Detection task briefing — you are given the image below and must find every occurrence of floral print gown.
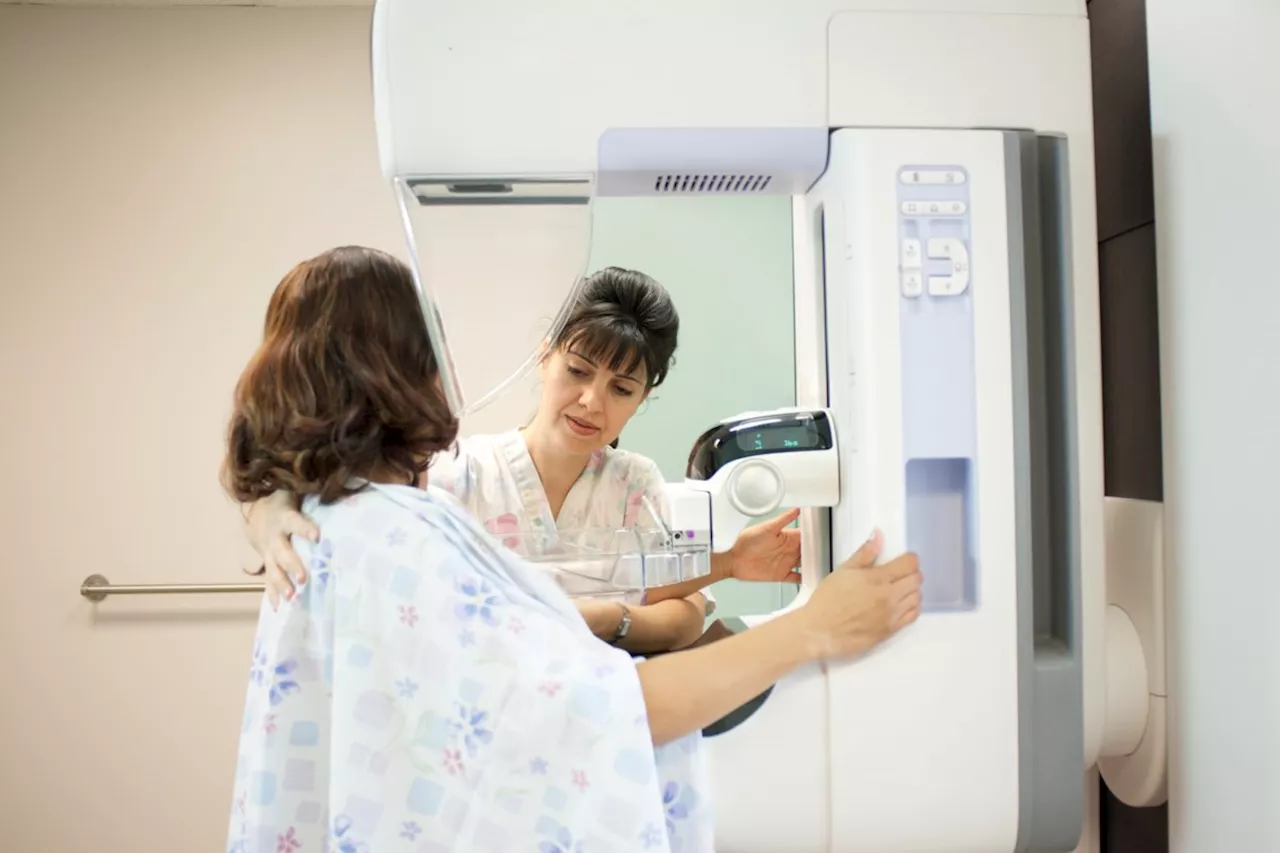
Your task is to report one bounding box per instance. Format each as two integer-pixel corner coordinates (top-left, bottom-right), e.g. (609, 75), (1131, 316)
(226, 483), (714, 852)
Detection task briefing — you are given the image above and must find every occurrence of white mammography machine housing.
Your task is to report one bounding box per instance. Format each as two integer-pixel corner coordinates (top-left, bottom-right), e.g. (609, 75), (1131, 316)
(371, 2), (1169, 850)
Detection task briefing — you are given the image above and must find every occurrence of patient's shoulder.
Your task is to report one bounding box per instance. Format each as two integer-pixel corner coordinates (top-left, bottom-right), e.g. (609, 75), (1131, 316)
(296, 484), (576, 618)
(295, 485), (483, 579)
(302, 483), (468, 537)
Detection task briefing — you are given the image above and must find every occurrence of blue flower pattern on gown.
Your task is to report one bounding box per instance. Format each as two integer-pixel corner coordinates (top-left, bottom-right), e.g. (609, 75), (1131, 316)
(225, 483), (714, 852)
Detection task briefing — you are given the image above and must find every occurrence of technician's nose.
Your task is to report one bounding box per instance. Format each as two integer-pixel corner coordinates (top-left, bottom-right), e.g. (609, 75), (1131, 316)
(579, 383), (605, 413)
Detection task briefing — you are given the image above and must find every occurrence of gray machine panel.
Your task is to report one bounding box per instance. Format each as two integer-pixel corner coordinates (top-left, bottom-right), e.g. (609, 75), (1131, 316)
(1005, 130), (1086, 852)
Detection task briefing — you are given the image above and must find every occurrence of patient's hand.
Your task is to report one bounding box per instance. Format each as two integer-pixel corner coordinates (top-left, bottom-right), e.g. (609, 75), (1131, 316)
(245, 490), (316, 607)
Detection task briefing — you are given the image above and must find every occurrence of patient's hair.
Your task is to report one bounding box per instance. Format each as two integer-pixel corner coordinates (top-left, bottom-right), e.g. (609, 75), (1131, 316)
(547, 266), (680, 391)
(223, 245), (458, 505)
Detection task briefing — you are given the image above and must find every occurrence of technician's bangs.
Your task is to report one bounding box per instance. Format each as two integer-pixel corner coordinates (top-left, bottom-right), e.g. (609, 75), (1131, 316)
(562, 319), (650, 385)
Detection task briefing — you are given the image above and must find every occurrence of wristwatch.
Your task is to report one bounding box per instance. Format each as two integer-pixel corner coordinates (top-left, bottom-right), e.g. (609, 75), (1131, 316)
(609, 603), (632, 645)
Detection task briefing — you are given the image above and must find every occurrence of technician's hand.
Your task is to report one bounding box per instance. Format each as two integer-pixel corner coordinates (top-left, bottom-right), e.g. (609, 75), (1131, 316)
(727, 508), (803, 584)
(246, 490), (317, 607)
(798, 529), (922, 661)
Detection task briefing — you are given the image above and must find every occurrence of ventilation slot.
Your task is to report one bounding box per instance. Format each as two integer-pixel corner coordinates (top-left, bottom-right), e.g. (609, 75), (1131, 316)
(652, 174), (774, 194)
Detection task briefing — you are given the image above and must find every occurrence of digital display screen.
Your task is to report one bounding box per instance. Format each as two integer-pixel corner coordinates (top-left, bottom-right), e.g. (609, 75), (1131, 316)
(734, 424), (821, 453)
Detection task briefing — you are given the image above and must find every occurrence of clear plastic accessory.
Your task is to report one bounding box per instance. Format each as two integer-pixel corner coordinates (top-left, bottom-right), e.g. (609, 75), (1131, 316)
(512, 523), (714, 603)
(392, 176), (596, 418)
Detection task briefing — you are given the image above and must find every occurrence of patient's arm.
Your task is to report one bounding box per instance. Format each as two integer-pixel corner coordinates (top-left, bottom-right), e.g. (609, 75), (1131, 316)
(635, 608), (816, 746)
(576, 594), (707, 654)
(636, 531), (923, 746)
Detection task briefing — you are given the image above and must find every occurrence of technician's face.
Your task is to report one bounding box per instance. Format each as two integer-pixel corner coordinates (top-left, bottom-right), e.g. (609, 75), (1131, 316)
(537, 346), (648, 454)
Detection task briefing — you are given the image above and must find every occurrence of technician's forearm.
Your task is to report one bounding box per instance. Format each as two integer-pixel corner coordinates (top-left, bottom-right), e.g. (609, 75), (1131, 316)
(618, 598), (705, 654)
(636, 610), (816, 746)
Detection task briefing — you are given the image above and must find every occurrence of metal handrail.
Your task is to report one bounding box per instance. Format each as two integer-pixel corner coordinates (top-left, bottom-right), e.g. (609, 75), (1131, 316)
(80, 573), (265, 602)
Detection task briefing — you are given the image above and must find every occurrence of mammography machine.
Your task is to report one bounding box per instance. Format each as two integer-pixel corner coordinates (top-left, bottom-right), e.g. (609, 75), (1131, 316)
(518, 408), (842, 602)
(370, 1), (1169, 850)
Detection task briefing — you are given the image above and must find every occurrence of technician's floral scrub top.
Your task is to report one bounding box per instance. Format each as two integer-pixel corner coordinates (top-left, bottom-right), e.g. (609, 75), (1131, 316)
(427, 429), (716, 611)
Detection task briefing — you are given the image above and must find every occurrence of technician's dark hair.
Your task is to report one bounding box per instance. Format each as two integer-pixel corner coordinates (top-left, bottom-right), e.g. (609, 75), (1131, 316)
(547, 265), (680, 392)
(222, 246), (459, 505)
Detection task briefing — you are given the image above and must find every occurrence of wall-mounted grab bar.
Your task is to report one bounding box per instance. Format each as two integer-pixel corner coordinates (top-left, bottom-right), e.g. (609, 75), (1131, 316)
(80, 573), (265, 602)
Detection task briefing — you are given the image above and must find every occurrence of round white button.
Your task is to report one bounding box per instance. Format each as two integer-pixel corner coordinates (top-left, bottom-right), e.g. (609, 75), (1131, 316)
(729, 461), (784, 517)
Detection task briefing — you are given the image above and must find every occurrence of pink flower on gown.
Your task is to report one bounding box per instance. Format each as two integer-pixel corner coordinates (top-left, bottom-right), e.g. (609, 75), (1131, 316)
(623, 489), (647, 527)
(483, 513), (523, 549)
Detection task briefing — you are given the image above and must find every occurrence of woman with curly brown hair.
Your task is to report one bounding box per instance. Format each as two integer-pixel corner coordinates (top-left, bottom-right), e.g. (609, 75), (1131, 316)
(221, 245), (920, 852)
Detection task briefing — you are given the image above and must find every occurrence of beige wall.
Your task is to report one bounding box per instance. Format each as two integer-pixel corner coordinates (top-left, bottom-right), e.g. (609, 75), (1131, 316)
(0, 7), (806, 848)
(0, 7), (409, 849)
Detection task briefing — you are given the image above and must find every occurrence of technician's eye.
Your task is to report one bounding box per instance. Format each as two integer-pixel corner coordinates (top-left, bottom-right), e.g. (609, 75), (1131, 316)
(613, 385), (635, 398)
(567, 366), (589, 378)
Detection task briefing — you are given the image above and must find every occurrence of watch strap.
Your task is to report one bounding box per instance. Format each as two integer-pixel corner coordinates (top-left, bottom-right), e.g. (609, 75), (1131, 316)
(610, 603), (632, 645)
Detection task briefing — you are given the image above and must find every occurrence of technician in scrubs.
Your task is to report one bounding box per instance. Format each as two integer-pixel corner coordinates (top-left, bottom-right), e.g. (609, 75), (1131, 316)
(245, 266), (805, 654)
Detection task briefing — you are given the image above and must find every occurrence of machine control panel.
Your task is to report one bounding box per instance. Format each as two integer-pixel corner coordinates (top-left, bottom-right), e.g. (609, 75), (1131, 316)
(894, 164), (978, 612)
(897, 167), (972, 299)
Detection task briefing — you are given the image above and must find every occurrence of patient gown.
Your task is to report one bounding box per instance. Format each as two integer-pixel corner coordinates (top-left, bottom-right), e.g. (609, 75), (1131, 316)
(225, 482), (714, 852)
